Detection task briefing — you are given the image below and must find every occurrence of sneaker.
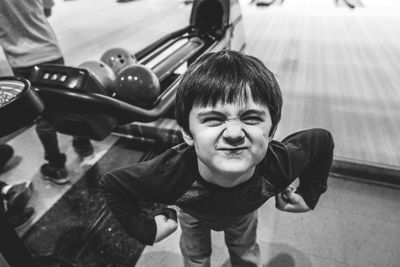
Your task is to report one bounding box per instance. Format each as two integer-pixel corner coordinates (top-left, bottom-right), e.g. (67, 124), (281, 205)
(72, 138), (94, 158)
(6, 207), (35, 232)
(2, 181), (33, 212)
(41, 163), (69, 185)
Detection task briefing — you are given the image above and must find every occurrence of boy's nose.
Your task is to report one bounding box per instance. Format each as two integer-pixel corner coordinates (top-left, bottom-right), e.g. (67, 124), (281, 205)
(222, 121), (245, 146)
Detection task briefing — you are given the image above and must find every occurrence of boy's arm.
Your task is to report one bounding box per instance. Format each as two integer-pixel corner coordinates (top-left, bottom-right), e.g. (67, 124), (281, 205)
(100, 146), (192, 244)
(100, 171), (158, 245)
(276, 128), (334, 212)
(101, 172), (179, 244)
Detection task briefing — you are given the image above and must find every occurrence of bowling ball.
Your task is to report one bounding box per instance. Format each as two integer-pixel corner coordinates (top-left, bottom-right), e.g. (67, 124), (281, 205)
(100, 48), (137, 75)
(79, 60), (116, 96)
(115, 65), (160, 107)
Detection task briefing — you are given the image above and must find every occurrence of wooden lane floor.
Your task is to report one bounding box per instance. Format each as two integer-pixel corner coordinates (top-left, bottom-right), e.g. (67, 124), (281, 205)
(242, 0), (400, 167)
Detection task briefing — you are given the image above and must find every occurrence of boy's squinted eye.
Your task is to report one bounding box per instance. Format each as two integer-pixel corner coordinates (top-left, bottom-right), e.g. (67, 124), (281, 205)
(240, 110), (266, 125)
(198, 111), (225, 126)
(201, 117), (225, 126)
(242, 116), (264, 125)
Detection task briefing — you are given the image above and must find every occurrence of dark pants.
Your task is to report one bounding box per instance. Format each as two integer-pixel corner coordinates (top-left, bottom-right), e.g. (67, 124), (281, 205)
(12, 58), (91, 166)
(178, 209), (261, 267)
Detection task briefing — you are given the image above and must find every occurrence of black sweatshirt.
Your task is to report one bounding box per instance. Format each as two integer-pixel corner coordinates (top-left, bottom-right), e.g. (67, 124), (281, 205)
(100, 128), (334, 245)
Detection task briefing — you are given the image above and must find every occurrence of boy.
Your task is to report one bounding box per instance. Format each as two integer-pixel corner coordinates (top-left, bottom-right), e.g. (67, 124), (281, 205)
(100, 50), (334, 267)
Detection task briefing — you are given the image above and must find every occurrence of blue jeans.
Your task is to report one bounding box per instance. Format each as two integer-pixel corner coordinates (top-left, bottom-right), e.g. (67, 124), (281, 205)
(178, 208), (260, 267)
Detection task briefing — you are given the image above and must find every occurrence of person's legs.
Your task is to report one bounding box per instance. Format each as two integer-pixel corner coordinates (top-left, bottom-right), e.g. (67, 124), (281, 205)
(178, 209), (212, 267)
(35, 117), (64, 164)
(13, 58), (92, 184)
(35, 117), (68, 184)
(13, 58), (64, 164)
(13, 58), (68, 184)
(224, 211), (260, 267)
(13, 58), (94, 159)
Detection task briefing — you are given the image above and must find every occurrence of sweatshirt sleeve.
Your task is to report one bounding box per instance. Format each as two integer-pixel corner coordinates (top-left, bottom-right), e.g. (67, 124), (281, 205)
(99, 169), (157, 245)
(282, 128), (334, 209)
(99, 145), (192, 245)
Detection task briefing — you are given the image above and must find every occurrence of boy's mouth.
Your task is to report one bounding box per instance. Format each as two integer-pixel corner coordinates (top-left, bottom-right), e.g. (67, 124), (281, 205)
(217, 147), (248, 151)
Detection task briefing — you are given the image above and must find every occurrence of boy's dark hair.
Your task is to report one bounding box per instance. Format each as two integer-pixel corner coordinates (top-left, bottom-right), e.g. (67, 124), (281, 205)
(175, 50), (282, 136)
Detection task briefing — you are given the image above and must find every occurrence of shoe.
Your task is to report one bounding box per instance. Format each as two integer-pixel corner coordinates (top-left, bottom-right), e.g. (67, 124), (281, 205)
(72, 138), (94, 158)
(2, 181), (33, 212)
(6, 207), (35, 232)
(0, 143), (14, 171)
(41, 163), (69, 185)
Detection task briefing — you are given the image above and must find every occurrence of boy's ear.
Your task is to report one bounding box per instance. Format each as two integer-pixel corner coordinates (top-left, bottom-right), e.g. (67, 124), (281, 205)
(180, 128), (194, 146)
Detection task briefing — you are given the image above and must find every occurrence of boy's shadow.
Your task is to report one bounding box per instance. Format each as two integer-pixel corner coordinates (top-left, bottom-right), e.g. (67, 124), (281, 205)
(262, 242), (312, 267)
(263, 253), (296, 267)
(260, 242), (313, 267)
(221, 242), (312, 267)
(138, 241), (313, 267)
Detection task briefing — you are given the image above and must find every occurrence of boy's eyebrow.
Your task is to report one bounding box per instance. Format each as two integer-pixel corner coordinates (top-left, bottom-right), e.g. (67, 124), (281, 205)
(239, 109), (267, 116)
(197, 110), (225, 118)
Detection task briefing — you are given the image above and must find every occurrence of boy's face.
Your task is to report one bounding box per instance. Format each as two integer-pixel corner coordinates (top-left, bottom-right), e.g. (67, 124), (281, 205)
(182, 96), (274, 181)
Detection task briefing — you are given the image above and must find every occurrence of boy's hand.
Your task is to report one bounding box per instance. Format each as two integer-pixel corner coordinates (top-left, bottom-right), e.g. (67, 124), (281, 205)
(275, 186), (311, 213)
(153, 208), (178, 243)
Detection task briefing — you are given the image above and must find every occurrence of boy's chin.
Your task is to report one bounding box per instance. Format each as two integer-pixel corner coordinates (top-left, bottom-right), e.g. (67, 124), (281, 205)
(213, 161), (255, 176)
